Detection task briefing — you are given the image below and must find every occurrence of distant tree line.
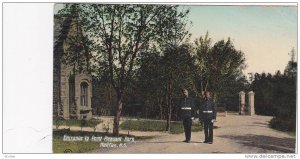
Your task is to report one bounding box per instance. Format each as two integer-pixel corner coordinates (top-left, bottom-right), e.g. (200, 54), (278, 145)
(251, 48), (296, 131)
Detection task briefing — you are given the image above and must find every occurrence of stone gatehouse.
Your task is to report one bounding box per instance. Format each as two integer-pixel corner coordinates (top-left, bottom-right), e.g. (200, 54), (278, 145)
(53, 14), (92, 120)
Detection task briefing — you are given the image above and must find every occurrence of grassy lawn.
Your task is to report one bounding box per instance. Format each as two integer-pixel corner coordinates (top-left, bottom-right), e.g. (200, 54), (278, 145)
(53, 135), (99, 153)
(53, 130), (154, 153)
(120, 120), (203, 134)
(53, 118), (102, 129)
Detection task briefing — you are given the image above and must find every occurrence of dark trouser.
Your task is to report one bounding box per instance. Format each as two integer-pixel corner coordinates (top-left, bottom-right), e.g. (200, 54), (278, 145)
(203, 119), (213, 142)
(182, 117), (192, 141)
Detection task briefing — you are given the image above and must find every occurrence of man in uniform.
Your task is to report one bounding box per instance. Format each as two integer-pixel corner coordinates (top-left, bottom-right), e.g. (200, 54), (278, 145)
(180, 88), (196, 143)
(199, 91), (216, 144)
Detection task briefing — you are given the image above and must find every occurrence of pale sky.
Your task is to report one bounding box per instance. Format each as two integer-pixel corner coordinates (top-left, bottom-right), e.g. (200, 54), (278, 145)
(187, 5), (297, 76)
(54, 4), (298, 76)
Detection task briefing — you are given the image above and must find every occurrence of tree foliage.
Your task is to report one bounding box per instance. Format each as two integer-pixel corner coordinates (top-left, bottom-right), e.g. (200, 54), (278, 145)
(193, 32), (247, 109)
(252, 48), (297, 131)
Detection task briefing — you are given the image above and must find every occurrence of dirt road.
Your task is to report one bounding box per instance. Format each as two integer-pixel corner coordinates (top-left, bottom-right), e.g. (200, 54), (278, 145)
(92, 114), (296, 153)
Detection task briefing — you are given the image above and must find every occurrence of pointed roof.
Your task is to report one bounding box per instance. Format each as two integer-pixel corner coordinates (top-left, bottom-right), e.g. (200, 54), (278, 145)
(54, 14), (73, 52)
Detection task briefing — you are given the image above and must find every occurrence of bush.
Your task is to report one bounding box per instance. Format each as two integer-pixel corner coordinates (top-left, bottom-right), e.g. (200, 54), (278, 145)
(269, 117), (295, 132)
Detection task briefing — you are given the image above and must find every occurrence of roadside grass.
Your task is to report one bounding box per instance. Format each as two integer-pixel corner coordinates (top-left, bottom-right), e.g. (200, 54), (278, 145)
(268, 127), (296, 138)
(269, 117), (296, 138)
(53, 130), (154, 153)
(286, 131), (296, 137)
(120, 120), (203, 134)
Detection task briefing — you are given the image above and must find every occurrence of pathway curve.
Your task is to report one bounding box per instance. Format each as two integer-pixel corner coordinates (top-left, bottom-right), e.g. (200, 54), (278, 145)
(91, 114), (296, 153)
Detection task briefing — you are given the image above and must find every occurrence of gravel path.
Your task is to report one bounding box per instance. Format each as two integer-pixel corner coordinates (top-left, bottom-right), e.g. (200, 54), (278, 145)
(91, 114), (296, 153)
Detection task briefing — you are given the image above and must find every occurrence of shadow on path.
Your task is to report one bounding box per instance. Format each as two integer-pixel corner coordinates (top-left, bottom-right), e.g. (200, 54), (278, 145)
(219, 134), (295, 153)
(252, 122), (268, 126)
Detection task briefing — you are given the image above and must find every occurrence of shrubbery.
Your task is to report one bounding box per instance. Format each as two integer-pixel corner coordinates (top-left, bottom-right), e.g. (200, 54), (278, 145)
(53, 117), (102, 129)
(269, 117), (295, 132)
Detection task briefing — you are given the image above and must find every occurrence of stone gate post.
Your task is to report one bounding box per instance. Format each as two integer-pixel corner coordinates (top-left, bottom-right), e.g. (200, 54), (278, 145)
(248, 91), (255, 115)
(239, 91), (246, 115)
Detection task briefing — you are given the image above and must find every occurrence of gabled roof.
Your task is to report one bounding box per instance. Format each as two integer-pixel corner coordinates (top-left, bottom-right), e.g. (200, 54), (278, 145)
(53, 13), (91, 73)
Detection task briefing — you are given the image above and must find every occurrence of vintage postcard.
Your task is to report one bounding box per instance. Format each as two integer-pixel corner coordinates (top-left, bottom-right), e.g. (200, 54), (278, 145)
(53, 3), (297, 154)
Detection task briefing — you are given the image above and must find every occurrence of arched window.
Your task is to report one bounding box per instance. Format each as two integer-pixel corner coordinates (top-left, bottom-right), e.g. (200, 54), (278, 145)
(80, 82), (88, 106)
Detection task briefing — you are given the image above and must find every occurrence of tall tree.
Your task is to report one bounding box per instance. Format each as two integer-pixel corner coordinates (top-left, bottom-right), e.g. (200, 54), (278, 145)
(194, 31), (212, 94)
(131, 6), (191, 131)
(137, 49), (166, 119)
(162, 44), (195, 131)
(284, 47), (297, 78)
(194, 35), (247, 100)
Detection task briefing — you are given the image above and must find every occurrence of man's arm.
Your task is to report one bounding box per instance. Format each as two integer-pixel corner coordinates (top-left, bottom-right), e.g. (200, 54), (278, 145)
(198, 99), (203, 121)
(191, 98), (196, 119)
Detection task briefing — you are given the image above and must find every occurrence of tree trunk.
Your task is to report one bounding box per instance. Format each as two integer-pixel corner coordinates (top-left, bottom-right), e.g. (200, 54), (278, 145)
(200, 75), (204, 98)
(166, 101), (172, 132)
(158, 97), (163, 120)
(204, 80), (209, 93)
(166, 79), (172, 132)
(108, 85), (112, 115)
(113, 93), (123, 136)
